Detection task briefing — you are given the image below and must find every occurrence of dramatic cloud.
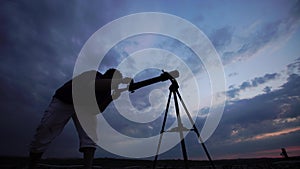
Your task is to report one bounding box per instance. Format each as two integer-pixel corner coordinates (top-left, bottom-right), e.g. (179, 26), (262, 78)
(203, 73), (300, 158)
(251, 73), (279, 87)
(209, 26), (234, 52)
(226, 73), (280, 99)
(287, 57), (300, 75)
(263, 86), (272, 93)
(221, 1), (300, 64)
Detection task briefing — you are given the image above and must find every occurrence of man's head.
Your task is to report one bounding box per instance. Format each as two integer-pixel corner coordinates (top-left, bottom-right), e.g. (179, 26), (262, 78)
(103, 68), (123, 89)
(103, 68), (123, 79)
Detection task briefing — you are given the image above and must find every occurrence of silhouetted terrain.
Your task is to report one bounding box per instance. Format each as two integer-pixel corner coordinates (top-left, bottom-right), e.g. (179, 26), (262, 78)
(1, 156), (300, 169)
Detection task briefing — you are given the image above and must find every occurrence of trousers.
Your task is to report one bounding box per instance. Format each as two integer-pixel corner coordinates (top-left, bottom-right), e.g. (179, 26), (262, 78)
(30, 97), (97, 153)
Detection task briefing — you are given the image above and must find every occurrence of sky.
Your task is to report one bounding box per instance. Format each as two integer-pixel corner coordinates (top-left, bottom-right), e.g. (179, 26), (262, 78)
(0, 0), (300, 160)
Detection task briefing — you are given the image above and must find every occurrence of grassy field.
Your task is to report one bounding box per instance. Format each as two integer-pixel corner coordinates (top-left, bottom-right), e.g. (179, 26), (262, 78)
(1, 156), (299, 169)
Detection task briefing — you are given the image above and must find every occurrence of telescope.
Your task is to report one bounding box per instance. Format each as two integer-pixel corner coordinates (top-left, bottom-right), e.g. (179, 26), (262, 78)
(116, 70), (179, 93)
(129, 70), (179, 92)
(114, 69), (216, 169)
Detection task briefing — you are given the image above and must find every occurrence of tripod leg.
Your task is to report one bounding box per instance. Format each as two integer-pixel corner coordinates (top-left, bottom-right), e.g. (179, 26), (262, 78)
(153, 90), (172, 169)
(173, 91), (189, 169)
(176, 91), (216, 169)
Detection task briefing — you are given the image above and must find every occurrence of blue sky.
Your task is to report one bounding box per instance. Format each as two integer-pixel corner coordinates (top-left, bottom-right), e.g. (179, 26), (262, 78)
(0, 0), (299, 160)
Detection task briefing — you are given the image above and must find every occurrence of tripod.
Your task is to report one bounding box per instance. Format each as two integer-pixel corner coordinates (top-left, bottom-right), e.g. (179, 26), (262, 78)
(152, 78), (216, 169)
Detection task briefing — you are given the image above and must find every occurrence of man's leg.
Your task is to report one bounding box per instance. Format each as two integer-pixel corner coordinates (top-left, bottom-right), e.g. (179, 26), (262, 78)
(28, 152), (43, 169)
(29, 98), (74, 168)
(72, 114), (98, 169)
(81, 147), (96, 169)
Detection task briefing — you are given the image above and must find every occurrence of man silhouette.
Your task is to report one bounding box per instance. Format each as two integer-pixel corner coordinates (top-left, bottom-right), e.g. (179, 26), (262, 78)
(29, 68), (130, 169)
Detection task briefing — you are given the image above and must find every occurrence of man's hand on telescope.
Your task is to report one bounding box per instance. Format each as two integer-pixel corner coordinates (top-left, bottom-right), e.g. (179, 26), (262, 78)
(111, 77), (132, 100)
(122, 77), (133, 84)
(111, 89), (121, 100)
(111, 77), (132, 89)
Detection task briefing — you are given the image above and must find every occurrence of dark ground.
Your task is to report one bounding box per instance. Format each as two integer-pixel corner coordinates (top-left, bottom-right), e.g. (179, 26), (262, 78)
(1, 156), (300, 169)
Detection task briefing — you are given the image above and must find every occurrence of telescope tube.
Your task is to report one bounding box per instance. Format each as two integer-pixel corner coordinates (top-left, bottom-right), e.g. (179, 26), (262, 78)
(129, 70), (179, 92)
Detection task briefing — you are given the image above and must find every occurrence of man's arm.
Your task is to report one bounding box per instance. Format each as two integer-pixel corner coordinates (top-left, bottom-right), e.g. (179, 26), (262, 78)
(97, 88), (123, 112)
(94, 77), (132, 112)
(94, 79), (120, 112)
(98, 95), (112, 112)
